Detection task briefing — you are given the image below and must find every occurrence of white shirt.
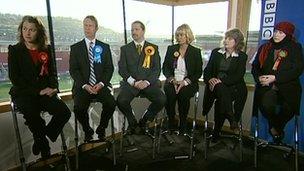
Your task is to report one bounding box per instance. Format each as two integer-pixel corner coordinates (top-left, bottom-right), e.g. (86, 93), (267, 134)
(174, 57), (187, 81)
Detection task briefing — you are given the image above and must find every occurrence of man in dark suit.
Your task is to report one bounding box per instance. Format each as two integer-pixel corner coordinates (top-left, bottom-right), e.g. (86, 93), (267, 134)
(69, 15), (116, 142)
(117, 21), (166, 134)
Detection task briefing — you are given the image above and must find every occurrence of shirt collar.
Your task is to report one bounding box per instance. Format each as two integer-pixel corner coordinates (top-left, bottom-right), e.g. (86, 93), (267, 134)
(85, 38), (96, 47)
(134, 40), (145, 47)
(218, 48), (239, 57)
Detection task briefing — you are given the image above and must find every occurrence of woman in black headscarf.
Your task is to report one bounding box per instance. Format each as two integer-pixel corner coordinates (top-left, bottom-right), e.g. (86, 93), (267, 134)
(252, 21), (304, 143)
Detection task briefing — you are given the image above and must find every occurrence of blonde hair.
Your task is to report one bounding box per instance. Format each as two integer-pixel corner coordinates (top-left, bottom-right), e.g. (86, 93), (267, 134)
(175, 24), (195, 44)
(221, 28), (245, 52)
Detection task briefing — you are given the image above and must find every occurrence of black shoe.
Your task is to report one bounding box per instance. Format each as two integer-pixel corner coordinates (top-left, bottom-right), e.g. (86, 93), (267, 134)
(32, 141), (41, 155)
(211, 131), (220, 143)
(273, 132), (284, 144)
(84, 128), (94, 142)
(138, 119), (147, 128)
(126, 126), (136, 135)
(96, 126), (106, 141)
(230, 121), (238, 130)
(41, 149), (51, 159)
(32, 137), (50, 156)
(134, 125), (144, 135)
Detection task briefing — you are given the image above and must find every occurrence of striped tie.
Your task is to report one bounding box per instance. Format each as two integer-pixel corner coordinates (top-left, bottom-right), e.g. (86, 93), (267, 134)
(88, 42), (96, 86)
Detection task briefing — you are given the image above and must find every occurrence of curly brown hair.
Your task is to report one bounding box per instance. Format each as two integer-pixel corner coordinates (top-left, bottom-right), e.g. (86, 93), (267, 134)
(18, 15), (48, 51)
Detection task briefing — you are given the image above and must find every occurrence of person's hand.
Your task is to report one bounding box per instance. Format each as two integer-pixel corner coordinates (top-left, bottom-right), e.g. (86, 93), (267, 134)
(167, 77), (175, 84)
(139, 80), (149, 90)
(92, 83), (103, 93)
(134, 80), (149, 90)
(259, 75), (276, 86)
(40, 87), (58, 97)
(134, 80), (142, 89)
(175, 80), (186, 94)
(84, 85), (97, 94)
(208, 78), (221, 91)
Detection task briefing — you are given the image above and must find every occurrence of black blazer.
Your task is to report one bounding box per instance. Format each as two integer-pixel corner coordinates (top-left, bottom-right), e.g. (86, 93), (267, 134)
(8, 43), (58, 98)
(118, 41), (161, 86)
(202, 48), (248, 116)
(204, 48), (247, 86)
(162, 44), (203, 89)
(69, 39), (114, 94)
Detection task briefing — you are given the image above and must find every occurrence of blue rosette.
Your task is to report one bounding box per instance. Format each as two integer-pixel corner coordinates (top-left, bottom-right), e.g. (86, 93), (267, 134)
(93, 45), (103, 63)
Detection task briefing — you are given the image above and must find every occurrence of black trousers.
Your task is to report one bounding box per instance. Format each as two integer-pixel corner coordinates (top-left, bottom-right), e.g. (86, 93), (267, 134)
(164, 82), (196, 129)
(14, 95), (71, 142)
(117, 84), (166, 127)
(212, 83), (247, 133)
(73, 86), (116, 133)
(259, 89), (293, 134)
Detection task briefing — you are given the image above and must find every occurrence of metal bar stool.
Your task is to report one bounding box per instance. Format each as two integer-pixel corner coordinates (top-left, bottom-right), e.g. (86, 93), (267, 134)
(253, 114), (299, 171)
(157, 91), (199, 160)
(74, 87), (116, 170)
(119, 96), (162, 159)
(10, 97), (71, 171)
(203, 99), (243, 162)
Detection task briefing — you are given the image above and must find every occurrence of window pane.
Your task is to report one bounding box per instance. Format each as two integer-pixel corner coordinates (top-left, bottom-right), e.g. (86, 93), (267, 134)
(175, 2), (229, 70)
(50, 0), (125, 91)
(125, 0), (172, 79)
(0, 1), (48, 102)
(246, 0), (262, 84)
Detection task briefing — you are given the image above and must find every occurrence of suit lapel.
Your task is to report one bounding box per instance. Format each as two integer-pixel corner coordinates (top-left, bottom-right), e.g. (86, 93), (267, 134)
(184, 45), (191, 69)
(80, 39), (89, 66)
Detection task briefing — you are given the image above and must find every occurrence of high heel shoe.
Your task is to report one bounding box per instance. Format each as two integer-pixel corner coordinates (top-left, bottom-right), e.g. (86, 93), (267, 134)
(270, 128), (284, 144)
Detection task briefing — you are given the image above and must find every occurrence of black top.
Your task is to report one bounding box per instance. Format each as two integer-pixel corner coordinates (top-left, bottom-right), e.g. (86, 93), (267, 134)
(8, 43), (58, 98)
(204, 48), (248, 86)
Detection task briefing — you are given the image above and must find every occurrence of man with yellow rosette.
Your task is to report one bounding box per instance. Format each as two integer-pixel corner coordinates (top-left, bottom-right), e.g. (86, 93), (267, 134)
(117, 21), (166, 134)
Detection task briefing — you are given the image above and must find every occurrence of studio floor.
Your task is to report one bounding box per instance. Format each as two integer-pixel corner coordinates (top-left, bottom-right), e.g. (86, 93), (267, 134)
(24, 125), (303, 171)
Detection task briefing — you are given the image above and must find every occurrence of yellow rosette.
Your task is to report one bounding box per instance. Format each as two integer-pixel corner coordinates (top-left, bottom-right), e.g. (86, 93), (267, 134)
(142, 46), (155, 68)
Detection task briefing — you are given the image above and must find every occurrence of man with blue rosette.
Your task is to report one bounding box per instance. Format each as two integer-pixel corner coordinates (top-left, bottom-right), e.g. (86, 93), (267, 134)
(69, 15), (116, 142)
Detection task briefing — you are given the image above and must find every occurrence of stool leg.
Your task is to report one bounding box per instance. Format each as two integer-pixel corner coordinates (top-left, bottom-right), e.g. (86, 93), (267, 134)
(60, 131), (70, 171)
(120, 116), (126, 156)
(189, 92), (199, 159)
(295, 115), (299, 171)
(204, 114), (208, 160)
(74, 114), (79, 170)
(254, 116), (258, 168)
(239, 119), (243, 162)
(111, 116), (116, 165)
(152, 119), (157, 159)
(157, 116), (164, 153)
(11, 102), (27, 171)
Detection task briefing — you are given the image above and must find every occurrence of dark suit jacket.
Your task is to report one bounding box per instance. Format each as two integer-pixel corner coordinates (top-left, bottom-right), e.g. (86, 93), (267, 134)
(118, 41), (161, 88)
(162, 44), (203, 90)
(8, 43), (58, 98)
(202, 48), (248, 117)
(69, 39), (114, 95)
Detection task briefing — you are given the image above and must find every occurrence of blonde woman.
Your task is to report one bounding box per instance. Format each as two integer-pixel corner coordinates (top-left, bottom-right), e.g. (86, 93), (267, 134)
(162, 24), (203, 134)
